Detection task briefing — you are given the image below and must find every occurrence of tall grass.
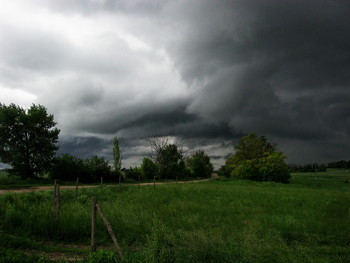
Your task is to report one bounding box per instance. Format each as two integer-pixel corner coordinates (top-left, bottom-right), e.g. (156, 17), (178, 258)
(0, 170), (349, 262)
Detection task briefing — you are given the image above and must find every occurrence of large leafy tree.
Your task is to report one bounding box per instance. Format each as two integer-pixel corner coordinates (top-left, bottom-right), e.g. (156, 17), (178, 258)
(226, 133), (290, 183)
(187, 150), (214, 178)
(158, 144), (184, 180)
(147, 137), (185, 180)
(0, 103), (60, 178)
(229, 133), (276, 165)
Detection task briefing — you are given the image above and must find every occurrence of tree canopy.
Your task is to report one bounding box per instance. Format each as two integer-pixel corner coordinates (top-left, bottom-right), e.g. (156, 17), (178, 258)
(141, 157), (158, 179)
(113, 136), (122, 171)
(50, 154), (113, 182)
(225, 133), (290, 183)
(187, 150), (213, 178)
(0, 103), (60, 178)
(147, 137), (185, 180)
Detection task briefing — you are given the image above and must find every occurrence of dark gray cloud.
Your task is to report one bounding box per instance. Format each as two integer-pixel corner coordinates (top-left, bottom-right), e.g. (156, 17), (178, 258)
(1, 0), (349, 168)
(158, 0), (350, 164)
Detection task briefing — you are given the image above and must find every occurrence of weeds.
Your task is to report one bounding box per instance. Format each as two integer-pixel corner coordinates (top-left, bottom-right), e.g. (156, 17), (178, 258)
(0, 170), (349, 262)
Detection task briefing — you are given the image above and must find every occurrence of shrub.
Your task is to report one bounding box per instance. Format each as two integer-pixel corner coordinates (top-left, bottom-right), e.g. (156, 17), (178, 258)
(49, 154), (90, 182)
(125, 167), (143, 181)
(84, 155), (112, 181)
(227, 133), (290, 183)
(259, 152), (290, 183)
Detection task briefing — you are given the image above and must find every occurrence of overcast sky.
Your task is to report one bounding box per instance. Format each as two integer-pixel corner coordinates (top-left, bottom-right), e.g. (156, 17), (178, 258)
(1, 0), (349, 168)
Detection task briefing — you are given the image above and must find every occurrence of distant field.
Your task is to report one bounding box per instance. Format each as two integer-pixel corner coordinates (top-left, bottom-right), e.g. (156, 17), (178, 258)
(0, 169), (349, 262)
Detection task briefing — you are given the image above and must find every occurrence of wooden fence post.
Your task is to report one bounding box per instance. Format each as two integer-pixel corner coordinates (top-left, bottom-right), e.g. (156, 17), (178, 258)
(176, 176), (178, 184)
(153, 175), (156, 189)
(75, 177), (79, 199)
(91, 197), (97, 252)
(96, 204), (124, 260)
(119, 174), (122, 187)
(138, 174), (141, 188)
(53, 180), (60, 223)
(53, 180), (57, 203)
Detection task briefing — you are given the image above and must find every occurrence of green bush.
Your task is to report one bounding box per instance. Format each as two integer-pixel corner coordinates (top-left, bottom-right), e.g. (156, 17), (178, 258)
(125, 167), (143, 181)
(50, 154), (90, 182)
(227, 133), (290, 183)
(259, 152), (290, 183)
(84, 155), (112, 181)
(230, 160), (257, 180)
(50, 154), (114, 183)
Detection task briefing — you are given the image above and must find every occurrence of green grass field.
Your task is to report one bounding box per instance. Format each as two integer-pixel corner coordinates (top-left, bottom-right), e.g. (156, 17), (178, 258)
(0, 169), (349, 262)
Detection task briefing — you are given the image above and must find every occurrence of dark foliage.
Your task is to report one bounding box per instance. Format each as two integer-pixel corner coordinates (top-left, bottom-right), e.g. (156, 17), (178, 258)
(288, 163), (327, 173)
(0, 103), (60, 179)
(124, 167), (143, 181)
(50, 154), (114, 183)
(187, 150), (213, 178)
(141, 158), (159, 179)
(328, 160), (350, 169)
(226, 133), (290, 183)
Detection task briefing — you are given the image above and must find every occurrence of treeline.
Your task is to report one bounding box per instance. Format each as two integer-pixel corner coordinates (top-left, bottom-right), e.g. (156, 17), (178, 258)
(288, 163), (327, 173)
(328, 160), (350, 169)
(288, 160), (350, 173)
(0, 103), (214, 182)
(49, 149), (213, 183)
(50, 154), (117, 183)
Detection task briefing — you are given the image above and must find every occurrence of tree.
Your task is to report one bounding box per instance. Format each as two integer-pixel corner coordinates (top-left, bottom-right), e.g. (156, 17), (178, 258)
(113, 136), (122, 171)
(141, 157), (158, 179)
(187, 150), (214, 178)
(227, 133), (290, 183)
(0, 103), (60, 178)
(147, 137), (185, 180)
(124, 166), (143, 181)
(50, 154), (113, 182)
(85, 155), (112, 181)
(228, 133), (276, 166)
(50, 154), (90, 182)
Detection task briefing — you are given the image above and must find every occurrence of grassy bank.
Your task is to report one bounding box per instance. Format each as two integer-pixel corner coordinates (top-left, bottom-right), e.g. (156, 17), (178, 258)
(0, 170), (349, 262)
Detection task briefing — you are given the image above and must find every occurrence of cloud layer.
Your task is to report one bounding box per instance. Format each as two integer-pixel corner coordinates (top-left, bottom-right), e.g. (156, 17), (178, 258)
(1, 0), (349, 167)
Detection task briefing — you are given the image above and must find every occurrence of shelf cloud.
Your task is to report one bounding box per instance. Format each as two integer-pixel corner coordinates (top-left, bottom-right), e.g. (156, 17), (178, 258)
(1, 0), (349, 167)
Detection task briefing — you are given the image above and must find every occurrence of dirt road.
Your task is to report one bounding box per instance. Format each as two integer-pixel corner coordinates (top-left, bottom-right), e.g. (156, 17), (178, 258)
(0, 179), (211, 195)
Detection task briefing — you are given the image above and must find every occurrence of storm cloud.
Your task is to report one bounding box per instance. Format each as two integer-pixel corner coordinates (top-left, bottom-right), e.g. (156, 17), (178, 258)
(1, 0), (349, 167)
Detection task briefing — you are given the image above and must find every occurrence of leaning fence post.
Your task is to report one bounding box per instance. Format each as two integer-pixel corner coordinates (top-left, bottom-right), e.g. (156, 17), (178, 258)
(91, 197), (97, 252)
(96, 204), (124, 260)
